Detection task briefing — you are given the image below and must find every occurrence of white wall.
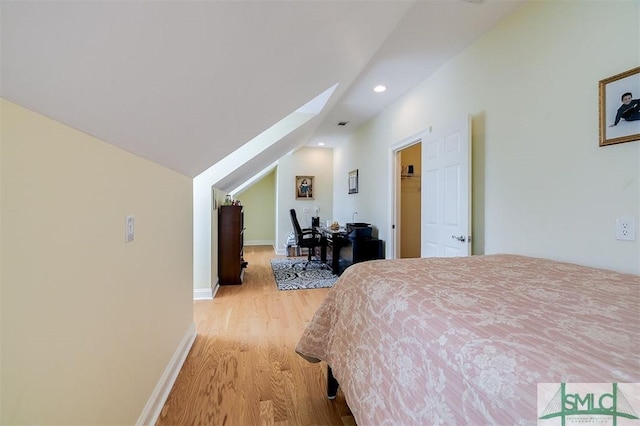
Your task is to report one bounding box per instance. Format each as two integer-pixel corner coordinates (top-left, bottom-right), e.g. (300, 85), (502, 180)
(333, 1), (639, 274)
(331, 142), (382, 231)
(193, 177), (215, 294)
(1, 99), (194, 424)
(276, 147), (333, 254)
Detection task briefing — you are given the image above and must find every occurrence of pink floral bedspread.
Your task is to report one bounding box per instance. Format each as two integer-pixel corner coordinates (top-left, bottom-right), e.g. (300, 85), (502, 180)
(295, 254), (640, 425)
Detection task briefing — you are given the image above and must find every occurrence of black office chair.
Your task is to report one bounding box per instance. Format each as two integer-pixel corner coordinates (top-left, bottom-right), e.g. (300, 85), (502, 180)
(289, 208), (325, 269)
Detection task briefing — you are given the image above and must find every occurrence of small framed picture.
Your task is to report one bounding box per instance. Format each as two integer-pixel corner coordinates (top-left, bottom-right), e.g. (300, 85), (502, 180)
(348, 169), (358, 194)
(599, 66), (640, 146)
(296, 176), (314, 200)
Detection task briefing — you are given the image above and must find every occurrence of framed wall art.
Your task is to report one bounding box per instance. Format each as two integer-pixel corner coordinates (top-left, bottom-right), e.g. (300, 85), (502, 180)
(599, 66), (640, 146)
(295, 176), (314, 200)
(348, 169), (358, 194)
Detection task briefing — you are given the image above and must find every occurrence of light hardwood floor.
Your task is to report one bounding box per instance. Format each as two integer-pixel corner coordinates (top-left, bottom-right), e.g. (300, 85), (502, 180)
(156, 245), (354, 425)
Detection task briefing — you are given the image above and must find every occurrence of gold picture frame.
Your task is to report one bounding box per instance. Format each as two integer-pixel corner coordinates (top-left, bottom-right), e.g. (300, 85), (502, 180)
(295, 176), (314, 200)
(599, 66), (640, 147)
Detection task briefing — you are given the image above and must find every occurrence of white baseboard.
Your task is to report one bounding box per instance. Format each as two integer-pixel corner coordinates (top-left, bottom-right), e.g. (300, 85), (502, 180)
(245, 240), (274, 246)
(136, 322), (196, 426)
(193, 287), (213, 300)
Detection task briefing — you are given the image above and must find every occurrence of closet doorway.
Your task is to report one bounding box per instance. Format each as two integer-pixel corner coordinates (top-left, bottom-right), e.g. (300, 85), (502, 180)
(397, 143), (422, 258)
(390, 117), (471, 259)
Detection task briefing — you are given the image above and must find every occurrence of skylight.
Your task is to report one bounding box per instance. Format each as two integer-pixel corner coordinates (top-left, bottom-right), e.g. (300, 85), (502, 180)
(195, 83), (338, 186)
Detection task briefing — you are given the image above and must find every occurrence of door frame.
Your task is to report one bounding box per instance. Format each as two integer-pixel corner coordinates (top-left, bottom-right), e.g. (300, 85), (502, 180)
(388, 118), (471, 259)
(388, 129), (428, 259)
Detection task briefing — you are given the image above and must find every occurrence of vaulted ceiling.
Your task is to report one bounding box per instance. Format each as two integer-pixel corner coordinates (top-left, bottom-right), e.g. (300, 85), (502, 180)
(1, 0), (524, 191)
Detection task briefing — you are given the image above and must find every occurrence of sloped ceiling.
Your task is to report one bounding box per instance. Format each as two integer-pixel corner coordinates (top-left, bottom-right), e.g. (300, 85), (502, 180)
(1, 0), (524, 188)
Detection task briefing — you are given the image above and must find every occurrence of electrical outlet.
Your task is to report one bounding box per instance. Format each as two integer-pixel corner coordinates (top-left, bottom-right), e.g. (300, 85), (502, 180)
(616, 217), (635, 241)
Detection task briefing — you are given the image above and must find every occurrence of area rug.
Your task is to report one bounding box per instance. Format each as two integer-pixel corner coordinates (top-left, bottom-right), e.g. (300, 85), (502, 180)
(270, 258), (338, 291)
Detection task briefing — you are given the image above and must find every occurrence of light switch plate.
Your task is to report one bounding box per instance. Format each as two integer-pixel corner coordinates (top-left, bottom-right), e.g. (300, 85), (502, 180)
(125, 215), (135, 242)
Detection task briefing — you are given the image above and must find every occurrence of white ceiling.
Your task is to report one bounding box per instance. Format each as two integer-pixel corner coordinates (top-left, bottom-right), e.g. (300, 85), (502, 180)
(1, 0), (524, 190)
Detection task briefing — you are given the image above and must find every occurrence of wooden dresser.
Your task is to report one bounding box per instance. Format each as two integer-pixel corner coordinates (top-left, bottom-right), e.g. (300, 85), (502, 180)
(218, 205), (245, 285)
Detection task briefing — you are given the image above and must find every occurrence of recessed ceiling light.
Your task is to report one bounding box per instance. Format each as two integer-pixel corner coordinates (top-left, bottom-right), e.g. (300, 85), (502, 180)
(374, 85), (387, 93)
(318, 142), (325, 146)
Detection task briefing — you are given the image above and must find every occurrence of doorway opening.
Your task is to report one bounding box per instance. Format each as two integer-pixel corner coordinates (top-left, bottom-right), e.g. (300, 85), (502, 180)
(397, 143), (422, 258)
(389, 117), (471, 260)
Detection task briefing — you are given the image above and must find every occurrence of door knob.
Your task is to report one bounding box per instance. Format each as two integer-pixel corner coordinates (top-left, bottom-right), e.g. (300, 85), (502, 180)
(451, 235), (466, 242)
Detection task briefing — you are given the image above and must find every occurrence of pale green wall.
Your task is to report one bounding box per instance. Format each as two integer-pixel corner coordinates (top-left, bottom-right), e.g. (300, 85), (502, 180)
(0, 99), (194, 424)
(236, 169), (276, 245)
(333, 1), (639, 274)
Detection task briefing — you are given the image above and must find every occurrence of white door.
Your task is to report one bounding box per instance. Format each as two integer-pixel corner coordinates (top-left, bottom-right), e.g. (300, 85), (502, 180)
(422, 117), (471, 257)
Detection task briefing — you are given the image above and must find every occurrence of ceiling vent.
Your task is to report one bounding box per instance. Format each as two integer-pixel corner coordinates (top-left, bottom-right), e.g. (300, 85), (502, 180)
(337, 121), (350, 126)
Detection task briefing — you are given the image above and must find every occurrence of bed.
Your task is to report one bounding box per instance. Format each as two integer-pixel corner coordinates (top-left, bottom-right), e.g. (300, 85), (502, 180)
(295, 254), (640, 424)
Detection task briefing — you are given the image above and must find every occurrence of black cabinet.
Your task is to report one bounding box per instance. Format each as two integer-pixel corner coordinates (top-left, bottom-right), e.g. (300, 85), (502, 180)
(316, 225), (384, 275)
(350, 237), (385, 263)
(218, 205), (245, 285)
(336, 236), (384, 274)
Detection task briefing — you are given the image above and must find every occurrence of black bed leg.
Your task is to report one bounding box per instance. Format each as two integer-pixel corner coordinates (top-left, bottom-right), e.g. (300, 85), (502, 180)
(327, 365), (339, 400)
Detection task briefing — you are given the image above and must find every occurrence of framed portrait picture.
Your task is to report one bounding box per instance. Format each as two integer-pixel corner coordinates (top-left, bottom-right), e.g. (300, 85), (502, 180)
(348, 169), (358, 194)
(599, 66), (640, 146)
(296, 176), (314, 200)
